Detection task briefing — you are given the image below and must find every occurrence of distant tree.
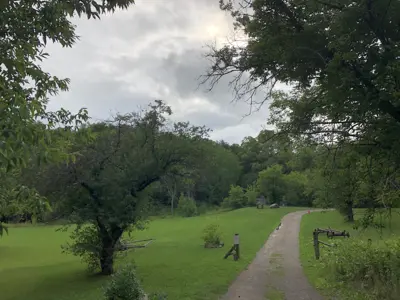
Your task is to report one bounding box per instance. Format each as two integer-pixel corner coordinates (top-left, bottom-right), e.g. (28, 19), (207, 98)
(237, 130), (292, 187)
(256, 165), (286, 205)
(282, 171), (310, 207)
(244, 184), (258, 207)
(161, 172), (179, 215)
(222, 185), (246, 209)
(37, 101), (206, 275)
(193, 141), (242, 205)
(177, 194), (198, 217)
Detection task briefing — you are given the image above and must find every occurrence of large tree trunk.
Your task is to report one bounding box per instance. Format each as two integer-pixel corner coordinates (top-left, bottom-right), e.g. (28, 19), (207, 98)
(100, 240), (115, 275)
(97, 220), (124, 275)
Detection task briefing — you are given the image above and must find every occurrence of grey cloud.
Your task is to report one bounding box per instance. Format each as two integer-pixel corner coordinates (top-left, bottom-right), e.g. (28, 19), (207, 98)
(109, 43), (270, 119)
(176, 110), (239, 130)
(48, 79), (154, 120)
(45, 0), (271, 143)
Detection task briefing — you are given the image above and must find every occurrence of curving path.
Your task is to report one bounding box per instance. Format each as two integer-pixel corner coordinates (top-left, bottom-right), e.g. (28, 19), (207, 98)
(220, 210), (323, 300)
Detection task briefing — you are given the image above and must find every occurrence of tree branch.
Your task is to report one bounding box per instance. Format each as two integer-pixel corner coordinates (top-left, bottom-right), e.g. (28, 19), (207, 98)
(315, 0), (344, 10)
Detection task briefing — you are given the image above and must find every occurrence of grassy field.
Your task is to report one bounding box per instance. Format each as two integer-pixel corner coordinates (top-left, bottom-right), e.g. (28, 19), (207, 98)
(300, 209), (400, 299)
(0, 207), (302, 300)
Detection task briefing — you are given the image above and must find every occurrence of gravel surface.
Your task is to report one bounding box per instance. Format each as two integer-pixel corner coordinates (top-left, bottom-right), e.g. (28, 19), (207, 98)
(220, 210), (324, 300)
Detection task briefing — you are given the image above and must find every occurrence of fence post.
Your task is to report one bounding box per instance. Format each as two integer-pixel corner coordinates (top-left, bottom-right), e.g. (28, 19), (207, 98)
(313, 230), (320, 260)
(234, 233), (240, 261)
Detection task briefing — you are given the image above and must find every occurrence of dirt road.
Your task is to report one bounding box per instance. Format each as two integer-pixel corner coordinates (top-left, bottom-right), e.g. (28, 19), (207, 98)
(220, 210), (323, 300)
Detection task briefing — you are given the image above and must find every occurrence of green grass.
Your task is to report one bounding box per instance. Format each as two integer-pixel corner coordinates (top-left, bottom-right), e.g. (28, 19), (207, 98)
(300, 209), (400, 298)
(0, 207), (303, 300)
(265, 286), (284, 300)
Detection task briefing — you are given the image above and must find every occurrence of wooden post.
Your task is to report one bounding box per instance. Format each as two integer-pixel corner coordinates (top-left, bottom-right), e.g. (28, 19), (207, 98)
(224, 233), (240, 260)
(313, 230), (320, 260)
(234, 233), (240, 261)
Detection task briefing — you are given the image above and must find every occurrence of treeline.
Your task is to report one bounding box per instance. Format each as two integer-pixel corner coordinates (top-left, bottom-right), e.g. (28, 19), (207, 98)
(2, 102), (398, 229)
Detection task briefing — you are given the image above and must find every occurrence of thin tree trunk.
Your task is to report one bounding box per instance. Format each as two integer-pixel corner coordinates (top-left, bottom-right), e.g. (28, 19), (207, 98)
(170, 182), (176, 215)
(346, 202), (354, 223)
(171, 194), (175, 215)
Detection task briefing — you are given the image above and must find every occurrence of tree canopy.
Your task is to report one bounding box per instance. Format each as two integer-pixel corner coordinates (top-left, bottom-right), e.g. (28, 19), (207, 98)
(0, 0), (136, 169)
(205, 0), (400, 145)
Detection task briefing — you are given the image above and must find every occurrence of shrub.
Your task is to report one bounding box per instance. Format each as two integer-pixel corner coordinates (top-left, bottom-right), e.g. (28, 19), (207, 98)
(222, 185), (246, 209)
(322, 238), (400, 300)
(244, 185), (258, 207)
(202, 223), (222, 247)
(61, 225), (102, 272)
(104, 264), (145, 300)
(177, 194), (198, 217)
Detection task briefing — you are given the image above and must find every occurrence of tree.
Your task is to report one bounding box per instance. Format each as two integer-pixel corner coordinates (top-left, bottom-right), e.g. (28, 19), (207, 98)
(244, 184), (258, 206)
(161, 172), (179, 215)
(204, 0), (400, 224)
(205, 1), (400, 138)
(37, 101), (207, 275)
(0, 0), (136, 169)
(0, 167), (51, 227)
(193, 141), (242, 205)
(237, 130), (292, 186)
(282, 171), (311, 207)
(177, 193), (198, 217)
(256, 165), (286, 204)
(222, 185), (246, 209)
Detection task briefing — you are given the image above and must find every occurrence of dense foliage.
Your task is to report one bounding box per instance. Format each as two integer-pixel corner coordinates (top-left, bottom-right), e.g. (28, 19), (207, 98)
(202, 0), (400, 224)
(322, 238), (400, 300)
(0, 0), (136, 237)
(103, 264), (145, 300)
(1, 3), (399, 297)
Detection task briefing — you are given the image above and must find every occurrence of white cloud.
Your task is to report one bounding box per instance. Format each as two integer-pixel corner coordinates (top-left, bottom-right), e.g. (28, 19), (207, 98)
(43, 0), (276, 143)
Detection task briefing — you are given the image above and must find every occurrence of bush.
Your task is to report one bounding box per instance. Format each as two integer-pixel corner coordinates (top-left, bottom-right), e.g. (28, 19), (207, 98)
(322, 238), (400, 300)
(222, 185), (246, 209)
(202, 223), (222, 247)
(62, 225), (102, 272)
(104, 264), (145, 300)
(177, 194), (198, 217)
(244, 185), (258, 206)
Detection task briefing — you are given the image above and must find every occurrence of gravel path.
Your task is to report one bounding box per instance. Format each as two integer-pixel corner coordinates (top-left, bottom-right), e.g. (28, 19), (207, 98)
(220, 210), (323, 300)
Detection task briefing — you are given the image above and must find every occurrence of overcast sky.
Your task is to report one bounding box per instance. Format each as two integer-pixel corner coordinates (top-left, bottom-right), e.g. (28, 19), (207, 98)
(43, 0), (275, 144)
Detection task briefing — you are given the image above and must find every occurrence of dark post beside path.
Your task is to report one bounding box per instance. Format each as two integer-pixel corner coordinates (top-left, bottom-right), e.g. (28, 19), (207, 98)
(313, 228), (350, 260)
(224, 233), (240, 261)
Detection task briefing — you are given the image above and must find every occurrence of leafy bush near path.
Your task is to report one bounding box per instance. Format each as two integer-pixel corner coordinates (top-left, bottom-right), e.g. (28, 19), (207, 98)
(321, 238), (400, 300)
(300, 210), (400, 300)
(202, 223), (223, 247)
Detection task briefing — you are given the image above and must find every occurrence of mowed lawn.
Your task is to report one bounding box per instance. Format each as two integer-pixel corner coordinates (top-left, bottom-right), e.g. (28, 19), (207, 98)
(0, 207), (302, 300)
(300, 210), (400, 297)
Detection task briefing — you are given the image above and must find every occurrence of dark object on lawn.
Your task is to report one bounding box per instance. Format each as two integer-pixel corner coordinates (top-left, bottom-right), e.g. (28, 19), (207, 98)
(270, 203), (280, 209)
(224, 233), (240, 261)
(204, 242), (224, 248)
(275, 222), (281, 230)
(117, 238), (155, 251)
(256, 196), (266, 209)
(313, 228), (350, 259)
